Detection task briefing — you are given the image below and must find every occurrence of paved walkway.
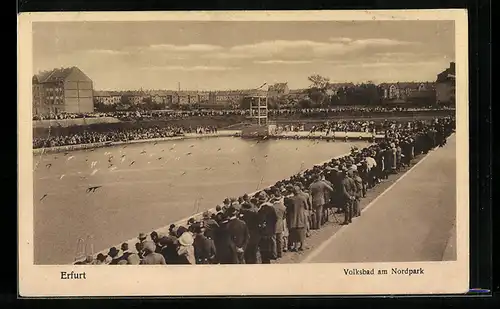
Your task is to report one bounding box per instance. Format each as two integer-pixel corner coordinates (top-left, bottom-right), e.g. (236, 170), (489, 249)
(303, 134), (457, 263)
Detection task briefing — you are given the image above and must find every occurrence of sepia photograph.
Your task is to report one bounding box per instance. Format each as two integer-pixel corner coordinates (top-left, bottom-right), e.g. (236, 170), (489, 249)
(18, 10), (469, 296)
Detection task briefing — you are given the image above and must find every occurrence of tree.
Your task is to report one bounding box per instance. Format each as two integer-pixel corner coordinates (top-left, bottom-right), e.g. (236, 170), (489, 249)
(298, 98), (313, 109)
(308, 74), (330, 90)
(120, 94), (131, 105)
(306, 87), (327, 106)
(307, 74), (333, 106)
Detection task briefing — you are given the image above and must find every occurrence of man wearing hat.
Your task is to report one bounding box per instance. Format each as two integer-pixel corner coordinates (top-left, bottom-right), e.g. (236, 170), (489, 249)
(271, 189), (286, 258)
(140, 241), (166, 265)
(239, 196), (260, 264)
(309, 173), (333, 230)
(193, 224), (216, 264)
(365, 151), (377, 189)
(107, 247), (122, 265)
(95, 253), (108, 265)
(395, 141), (402, 171)
(201, 210), (219, 241)
(257, 191), (278, 264)
(218, 206), (249, 264)
(340, 170), (356, 225)
(159, 231), (180, 264)
(351, 169), (363, 218)
(138, 232), (147, 243)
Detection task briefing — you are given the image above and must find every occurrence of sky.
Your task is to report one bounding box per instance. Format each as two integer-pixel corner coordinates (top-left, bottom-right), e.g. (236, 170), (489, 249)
(33, 20), (455, 91)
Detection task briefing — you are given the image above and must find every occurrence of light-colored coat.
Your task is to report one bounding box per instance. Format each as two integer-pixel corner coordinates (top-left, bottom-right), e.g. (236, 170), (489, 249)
(284, 194), (309, 229)
(272, 198), (286, 233)
(309, 180), (334, 207)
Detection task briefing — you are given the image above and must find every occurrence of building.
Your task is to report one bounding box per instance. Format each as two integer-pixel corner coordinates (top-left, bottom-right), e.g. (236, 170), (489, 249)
(32, 66), (94, 115)
(129, 91), (148, 105)
(177, 92), (193, 105)
(94, 91), (121, 106)
(379, 82), (435, 100)
(148, 90), (171, 105)
(210, 91), (244, 106)
(435, 62), (456, 105)
(197, 91), (211, 104)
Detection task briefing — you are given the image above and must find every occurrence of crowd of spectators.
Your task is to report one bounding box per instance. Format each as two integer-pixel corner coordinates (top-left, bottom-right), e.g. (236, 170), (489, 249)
(76, 116), (455, 265)
(33, 105), (455, 121)
(32, 112), (114, 121)
(33, 125), (222, 149)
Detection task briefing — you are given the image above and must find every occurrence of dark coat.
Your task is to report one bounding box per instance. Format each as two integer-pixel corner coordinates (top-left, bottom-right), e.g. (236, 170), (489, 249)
(202, 218), (219, 240)
(193, 233), (216, 264)
(214, 218), (250, 264)
(340, 177), (355, 203)
(257, 202), (278, 237)
(159, 235), (180, 264)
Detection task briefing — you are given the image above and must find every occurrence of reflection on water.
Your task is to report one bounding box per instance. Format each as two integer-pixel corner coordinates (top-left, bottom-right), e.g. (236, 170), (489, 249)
(33, 137), (367, 264)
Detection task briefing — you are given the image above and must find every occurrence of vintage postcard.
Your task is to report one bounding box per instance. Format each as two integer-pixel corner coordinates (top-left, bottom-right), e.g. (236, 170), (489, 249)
(18, 10), (469, 296)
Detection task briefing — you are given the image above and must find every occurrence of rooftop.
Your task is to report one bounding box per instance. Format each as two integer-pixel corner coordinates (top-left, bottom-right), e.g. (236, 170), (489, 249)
(33, 66), (79, 84)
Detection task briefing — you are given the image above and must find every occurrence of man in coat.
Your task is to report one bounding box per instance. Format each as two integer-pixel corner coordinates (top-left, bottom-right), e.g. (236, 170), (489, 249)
(201, 210), (219, 241)
(351, 169), (364, 218)
(218, 207), (250, 264)
(239, 199), (260, 264)
(340, 169), (355, 225)
(296, 183), (312, 237)
(257, 191), (278, 264)
(284, 186), (309, 251)
(193, 224), (216, 264)
(226, 207), (250, 264)
(308, 174), (334, 230)
(271, 189), (287, 259)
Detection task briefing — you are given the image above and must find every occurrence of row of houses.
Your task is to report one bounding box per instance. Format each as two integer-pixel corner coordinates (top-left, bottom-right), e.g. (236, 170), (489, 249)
(93, 80), (439, 107)
(32, 64), (455, 115)
(93, 89), (271, 107)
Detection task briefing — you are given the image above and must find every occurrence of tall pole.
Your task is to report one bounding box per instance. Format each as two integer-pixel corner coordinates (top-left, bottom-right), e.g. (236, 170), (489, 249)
(258, 97), (261, 126)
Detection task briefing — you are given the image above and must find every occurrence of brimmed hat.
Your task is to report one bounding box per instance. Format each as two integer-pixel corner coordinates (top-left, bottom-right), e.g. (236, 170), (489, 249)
(138, 233), (147, 240)
(257, 191), (269, 202)
(108, 247), (120, 256)
(226, 206), (238, 217)
(202, 210), (211, 219)
(143, 241), (156, 253)
(178, 232), (194, 246)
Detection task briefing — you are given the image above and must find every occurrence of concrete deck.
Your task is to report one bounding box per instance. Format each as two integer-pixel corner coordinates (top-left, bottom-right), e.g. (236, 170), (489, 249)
(303, 134), (457, 263)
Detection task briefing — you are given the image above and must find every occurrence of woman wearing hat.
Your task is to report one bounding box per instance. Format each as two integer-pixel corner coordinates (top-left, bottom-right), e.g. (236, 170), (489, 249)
(284, 186), (309, 251)
(177, 232), (196, 264)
